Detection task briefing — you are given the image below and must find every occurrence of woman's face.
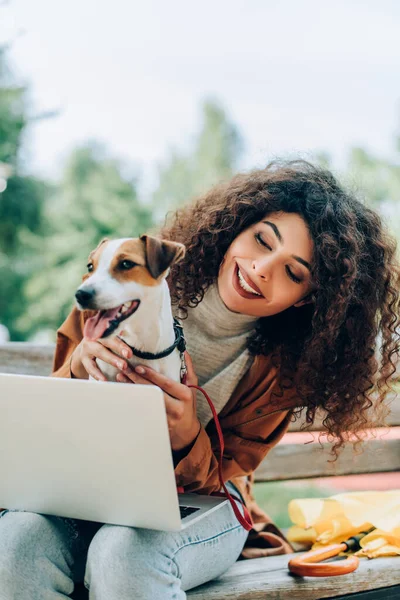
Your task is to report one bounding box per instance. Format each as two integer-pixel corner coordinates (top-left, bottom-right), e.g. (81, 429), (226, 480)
(218, 212), (315, 317)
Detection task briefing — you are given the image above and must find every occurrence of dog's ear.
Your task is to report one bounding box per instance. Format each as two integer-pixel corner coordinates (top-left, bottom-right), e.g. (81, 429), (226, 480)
(140, 235), (185, 279)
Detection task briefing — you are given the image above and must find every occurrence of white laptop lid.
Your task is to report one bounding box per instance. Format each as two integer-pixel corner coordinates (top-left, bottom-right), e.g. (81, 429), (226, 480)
(0, 373), (183, 531)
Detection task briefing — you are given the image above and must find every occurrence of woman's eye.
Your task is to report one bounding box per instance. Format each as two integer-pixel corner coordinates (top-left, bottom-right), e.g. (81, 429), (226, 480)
(255, 232), (303, 284)
(120, 260), (137, 270)
(255, 233), (272, 250)
(286, 267), (302, 284)
(87, 263), (93, 272)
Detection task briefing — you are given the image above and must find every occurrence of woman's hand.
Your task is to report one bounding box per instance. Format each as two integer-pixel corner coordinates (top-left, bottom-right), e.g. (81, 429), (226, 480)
(71, 337), (133, 381)
(116, 352), (201, 452)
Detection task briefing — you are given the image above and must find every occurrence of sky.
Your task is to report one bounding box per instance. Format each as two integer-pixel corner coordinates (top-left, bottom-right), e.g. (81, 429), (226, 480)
(1, 0), (400, 194)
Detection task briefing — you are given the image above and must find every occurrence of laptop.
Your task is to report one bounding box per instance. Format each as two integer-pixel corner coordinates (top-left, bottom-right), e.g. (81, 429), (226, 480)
(0, 373), (227, 531)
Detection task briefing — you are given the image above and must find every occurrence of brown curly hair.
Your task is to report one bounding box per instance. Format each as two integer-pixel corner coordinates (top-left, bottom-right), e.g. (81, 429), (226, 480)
(160, 160), (400, 454)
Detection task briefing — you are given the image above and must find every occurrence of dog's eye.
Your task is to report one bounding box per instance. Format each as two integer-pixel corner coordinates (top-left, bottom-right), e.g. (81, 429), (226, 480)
(119, 260), (137, 270)
(87, 263), (94, 272)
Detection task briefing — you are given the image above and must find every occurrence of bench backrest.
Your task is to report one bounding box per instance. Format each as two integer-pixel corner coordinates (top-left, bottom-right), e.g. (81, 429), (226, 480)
(1, 343), (399, 482)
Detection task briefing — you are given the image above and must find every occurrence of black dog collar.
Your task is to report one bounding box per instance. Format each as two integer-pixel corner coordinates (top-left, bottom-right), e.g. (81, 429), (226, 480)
(117, 318), (186, 361)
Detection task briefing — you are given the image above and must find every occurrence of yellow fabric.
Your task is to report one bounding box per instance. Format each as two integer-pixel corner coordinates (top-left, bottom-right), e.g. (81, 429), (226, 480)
(287, 490), (400, 558)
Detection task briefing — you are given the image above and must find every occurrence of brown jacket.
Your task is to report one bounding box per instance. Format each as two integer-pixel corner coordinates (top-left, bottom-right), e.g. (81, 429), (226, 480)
(52, 307), (301, 557)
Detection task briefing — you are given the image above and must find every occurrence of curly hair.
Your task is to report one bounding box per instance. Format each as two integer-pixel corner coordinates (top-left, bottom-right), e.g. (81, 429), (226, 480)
(160, 160), (400, 455)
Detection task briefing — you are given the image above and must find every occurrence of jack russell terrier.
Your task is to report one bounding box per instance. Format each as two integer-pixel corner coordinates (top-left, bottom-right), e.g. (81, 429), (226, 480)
(74, 235), (186, 383)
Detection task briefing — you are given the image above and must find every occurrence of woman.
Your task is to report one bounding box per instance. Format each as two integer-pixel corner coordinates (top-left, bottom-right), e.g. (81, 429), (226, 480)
(0, 160), (399, 599)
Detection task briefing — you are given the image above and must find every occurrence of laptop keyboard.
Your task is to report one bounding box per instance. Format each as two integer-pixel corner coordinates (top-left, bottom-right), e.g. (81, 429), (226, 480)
(179, 505), (201, 519)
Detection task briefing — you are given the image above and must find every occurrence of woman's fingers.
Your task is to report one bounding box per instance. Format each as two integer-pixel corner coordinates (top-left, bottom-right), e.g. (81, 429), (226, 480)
(100, 336), (133, 360)
(133, 366), (192, 401)
(72, 335), (132, 380)
(84, 339), (129, 371)
(116, 370), (148, 385)
(116, 372), (132, 384)
(81, 357), (108, 381)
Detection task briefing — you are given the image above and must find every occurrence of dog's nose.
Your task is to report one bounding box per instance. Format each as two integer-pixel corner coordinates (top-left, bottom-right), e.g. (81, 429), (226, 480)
(75, 288), (96, 308)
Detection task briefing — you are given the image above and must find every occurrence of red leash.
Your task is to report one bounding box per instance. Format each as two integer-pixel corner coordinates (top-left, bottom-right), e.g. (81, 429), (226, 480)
(176, 380), (253, 532)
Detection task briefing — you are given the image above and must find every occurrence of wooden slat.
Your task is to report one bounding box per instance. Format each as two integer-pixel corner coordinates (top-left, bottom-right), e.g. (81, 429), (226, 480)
(187, 554), (400, 599)
(255, 435), (400, 481)
(289, 394), (400, 431)
(0, 343), (54, 376)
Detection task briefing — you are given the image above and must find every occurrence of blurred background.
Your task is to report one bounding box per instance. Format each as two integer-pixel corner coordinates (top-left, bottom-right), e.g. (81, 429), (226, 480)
(1, 0), (399, 523)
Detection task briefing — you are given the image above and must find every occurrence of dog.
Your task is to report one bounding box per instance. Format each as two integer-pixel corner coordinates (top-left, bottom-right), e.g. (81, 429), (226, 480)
(74, 235), (186, 383)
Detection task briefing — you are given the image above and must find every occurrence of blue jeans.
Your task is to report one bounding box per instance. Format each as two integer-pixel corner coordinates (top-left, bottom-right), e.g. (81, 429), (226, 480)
(0, 483), (248, 599)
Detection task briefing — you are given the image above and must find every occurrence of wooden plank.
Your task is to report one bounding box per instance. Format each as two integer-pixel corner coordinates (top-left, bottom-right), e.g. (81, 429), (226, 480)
(0, 343), (54, 376)
(187, 554), (400, 599)
(326, 586), (400, 599)
(255, 436), (400, 481)
(288, 394), (400, 430)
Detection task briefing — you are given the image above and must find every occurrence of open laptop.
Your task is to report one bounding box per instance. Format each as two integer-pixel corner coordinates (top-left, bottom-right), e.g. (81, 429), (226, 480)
(0, 373), (228, 531)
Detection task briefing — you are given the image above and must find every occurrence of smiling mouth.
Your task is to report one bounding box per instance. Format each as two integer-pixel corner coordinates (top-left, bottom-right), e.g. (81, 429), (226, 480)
(237, 267), (262, 295)
(234, 264), (263, 298)
(83, 300), (141, 341)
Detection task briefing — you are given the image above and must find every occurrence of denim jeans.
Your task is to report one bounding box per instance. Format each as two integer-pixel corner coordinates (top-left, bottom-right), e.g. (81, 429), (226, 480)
(0, 482), (248, 599)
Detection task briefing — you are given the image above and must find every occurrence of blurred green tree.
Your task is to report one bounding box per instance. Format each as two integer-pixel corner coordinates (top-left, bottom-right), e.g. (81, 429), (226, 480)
(152, 99), (243, 216)
(346, 145), (400, 239)
(21, 142), (153, 338)
(0, 47), (49, 340)
(315, 125), (400, 239)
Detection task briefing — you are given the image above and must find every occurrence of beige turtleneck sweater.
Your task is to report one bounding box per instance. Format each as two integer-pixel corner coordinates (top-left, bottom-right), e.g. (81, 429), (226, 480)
(175, 284), (258, 428)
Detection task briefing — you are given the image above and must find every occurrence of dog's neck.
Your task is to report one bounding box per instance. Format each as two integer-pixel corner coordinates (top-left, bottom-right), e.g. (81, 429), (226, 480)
(116, 280), (176, 355)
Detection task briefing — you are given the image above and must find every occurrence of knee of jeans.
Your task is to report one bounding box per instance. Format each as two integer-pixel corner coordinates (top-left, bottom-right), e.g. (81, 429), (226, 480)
(86, 525), (170, 577)
(0, 512), (53, 584)
(86, 525), (140, 574)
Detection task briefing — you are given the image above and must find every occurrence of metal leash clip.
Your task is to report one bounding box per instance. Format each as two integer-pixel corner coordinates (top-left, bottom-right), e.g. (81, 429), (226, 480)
(180, 352), (188, 383)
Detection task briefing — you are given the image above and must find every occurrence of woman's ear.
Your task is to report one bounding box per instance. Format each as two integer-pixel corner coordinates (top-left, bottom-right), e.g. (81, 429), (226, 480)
(293, 293), (314, 308)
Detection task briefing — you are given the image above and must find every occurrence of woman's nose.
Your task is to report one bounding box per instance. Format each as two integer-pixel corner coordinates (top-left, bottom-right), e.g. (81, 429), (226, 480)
(252, 258), (270, 280)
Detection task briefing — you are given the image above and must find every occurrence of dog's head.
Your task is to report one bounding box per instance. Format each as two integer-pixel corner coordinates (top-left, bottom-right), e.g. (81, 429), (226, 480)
(75, 235), (185, 341)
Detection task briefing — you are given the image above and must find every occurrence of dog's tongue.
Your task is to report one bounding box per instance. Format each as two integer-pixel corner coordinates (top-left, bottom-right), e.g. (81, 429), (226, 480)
(83, 307), (121, 341)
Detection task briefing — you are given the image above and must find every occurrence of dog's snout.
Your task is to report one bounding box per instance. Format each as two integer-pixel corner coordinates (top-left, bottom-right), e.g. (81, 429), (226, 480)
(75, 288), (96, 308)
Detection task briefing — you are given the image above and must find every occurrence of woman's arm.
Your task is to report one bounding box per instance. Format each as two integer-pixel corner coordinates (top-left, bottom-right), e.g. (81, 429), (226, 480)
(173, 408), (292, 494)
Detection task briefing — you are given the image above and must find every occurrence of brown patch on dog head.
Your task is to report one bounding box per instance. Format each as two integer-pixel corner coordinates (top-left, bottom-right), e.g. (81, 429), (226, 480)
(140, 235), (186, 279)
(82, 238), (110, 282)
(110, 239), (159, 286)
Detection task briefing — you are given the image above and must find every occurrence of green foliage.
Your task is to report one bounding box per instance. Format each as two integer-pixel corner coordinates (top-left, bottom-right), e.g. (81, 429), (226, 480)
(0, 175), (48, 334)
(0, 48), (26, 165)
(152, 99), (243, 215)
(0, 48), (49, 340)
(315, 133), (400, 240)
(20, 143), (153, 338)
(0, 175), (45, 252)
(346, 146), (400, 208)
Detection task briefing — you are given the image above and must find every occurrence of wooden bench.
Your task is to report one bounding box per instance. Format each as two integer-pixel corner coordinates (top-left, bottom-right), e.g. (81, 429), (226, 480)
(1, 343), (399, 599)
